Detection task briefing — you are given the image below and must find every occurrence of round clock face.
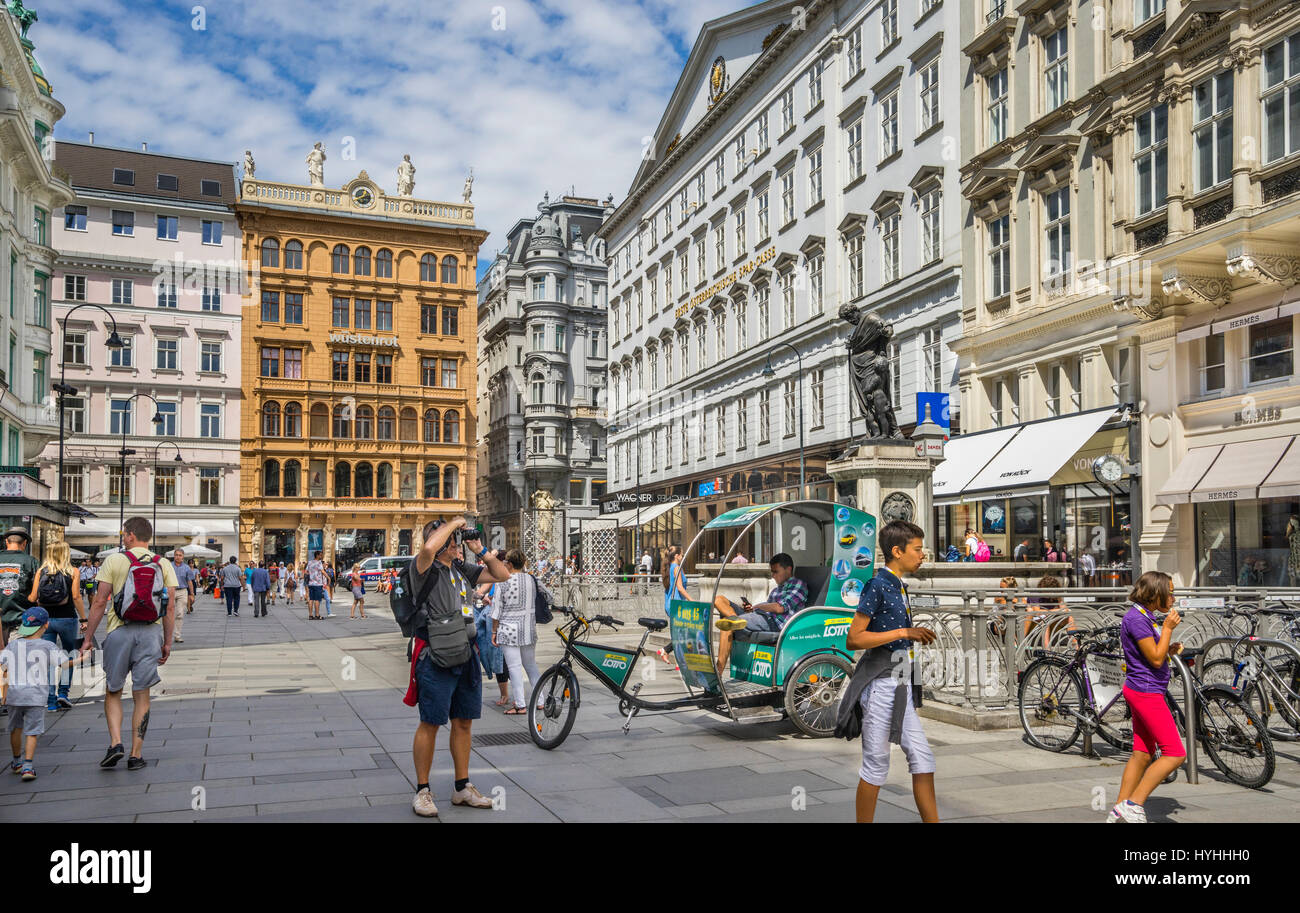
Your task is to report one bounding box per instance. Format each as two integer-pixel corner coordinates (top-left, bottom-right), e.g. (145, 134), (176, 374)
(352, 186), (374, 208)
(1093, 455), (1124, 484)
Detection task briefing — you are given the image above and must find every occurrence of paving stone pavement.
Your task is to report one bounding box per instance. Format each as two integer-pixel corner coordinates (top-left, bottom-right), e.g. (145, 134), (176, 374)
(3, 587), (1297, 823)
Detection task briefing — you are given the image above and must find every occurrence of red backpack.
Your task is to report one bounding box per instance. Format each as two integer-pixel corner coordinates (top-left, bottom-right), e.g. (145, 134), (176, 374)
(113, 551), (167, 623)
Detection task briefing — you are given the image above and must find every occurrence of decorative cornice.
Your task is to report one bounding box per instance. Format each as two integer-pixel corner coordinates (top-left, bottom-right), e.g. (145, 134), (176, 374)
(1225, 242), (1300, 287)
(1160, 268), (1229, 308)
(1112, 294), (1165, 321)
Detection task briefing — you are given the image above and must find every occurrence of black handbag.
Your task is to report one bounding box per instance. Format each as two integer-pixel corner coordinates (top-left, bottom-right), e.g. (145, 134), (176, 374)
(531, 575), (554, 625)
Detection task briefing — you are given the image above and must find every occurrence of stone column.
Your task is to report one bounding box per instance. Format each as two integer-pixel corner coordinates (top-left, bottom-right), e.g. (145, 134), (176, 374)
(1163, 82), (1191, 240)
(1078, 345), (1110, 412)
(1230, 42), (1259, 213)
(1017, 365), (1038, 423)
(1135, 316), (1190, 583)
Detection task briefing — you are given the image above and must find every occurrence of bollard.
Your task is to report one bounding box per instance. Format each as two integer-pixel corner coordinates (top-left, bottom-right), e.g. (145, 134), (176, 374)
(1170, 654), (1198, 785)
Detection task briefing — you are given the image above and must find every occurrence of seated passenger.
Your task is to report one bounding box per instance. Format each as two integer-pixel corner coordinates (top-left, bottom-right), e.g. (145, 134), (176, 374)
(711, 553), (808, 677)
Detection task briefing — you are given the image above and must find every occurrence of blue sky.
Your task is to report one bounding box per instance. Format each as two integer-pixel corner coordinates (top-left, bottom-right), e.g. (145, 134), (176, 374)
(36, 0), (754, 279)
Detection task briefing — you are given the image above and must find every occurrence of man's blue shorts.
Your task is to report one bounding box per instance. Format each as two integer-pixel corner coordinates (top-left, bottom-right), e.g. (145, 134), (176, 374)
(414, 651), (482, 726)
(308, 585), (325, 602)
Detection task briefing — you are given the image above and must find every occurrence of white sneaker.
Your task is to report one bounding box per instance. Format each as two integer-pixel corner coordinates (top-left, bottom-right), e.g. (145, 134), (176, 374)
(1105, 804), (1123, 823)
(412, 787), (438, 818)
(451, 782), (493, 808)
(1113, 800), (1147, 823)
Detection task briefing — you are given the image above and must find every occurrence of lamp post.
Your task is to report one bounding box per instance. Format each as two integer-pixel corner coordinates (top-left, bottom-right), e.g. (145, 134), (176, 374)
(761, 341), (805, 499)
(53, 304), (125, 500)
(117, 393), (165, 550)
(151, 440), (183, 541)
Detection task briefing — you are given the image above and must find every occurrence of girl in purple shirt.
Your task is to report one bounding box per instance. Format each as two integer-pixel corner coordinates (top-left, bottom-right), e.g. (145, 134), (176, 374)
(1109, 571), (1184, 824)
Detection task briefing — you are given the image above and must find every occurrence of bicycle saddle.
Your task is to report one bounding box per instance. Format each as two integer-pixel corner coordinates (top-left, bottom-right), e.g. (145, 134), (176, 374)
(638, 617), (668, 632)
(1178, 646), (1205, 660)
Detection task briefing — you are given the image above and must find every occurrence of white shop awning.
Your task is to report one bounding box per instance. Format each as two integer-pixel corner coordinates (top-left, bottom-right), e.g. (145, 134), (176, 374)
(618, 500), (679, 528)
(1158, 436), (1298, 504)
(961, 408), (1118, 502)
(1154, 445), (1223, 505)
(931, 427), (1020, 506)
(1260, 437), (1300, 499)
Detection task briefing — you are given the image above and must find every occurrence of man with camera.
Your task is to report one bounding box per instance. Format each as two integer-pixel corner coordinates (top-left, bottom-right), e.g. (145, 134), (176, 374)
(409, 516), (510, 818)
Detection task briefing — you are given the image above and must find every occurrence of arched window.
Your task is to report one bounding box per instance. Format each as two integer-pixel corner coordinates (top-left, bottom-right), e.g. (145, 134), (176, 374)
(284, 239), (304, 270)
(423, 408), (440, 443)
(261, 401), (280, 437)
(283, 460), (301, 497)
(332, 244), (350, 274)
(420, 253), (436, 282)
(377, 406), (396, 441)
(531, 373), (545, 404)
(399, 407), (418, 441)
(263, 459), (280, 496)
(424, 464), (440, 498)
(377, 462), (393, 498)
(443, 465), (459, 500)
(376, 249), (393, 278)
(333, 403), (352, 439)
(442, 409), (460, 443)
(260, 238), (280, 268)
(309, 403), (329, 438)
(355, 462), (374, 498)
(354, 246), (371, 276)
(284, 402), (302, 438)
(441, 255), (458, 284)
(355, 405), (373, 439)
(334, 461), (351, 497)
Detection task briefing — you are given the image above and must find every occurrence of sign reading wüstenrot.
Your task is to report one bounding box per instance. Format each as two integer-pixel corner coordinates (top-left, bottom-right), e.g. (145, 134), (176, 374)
(329, 332), (399, 347)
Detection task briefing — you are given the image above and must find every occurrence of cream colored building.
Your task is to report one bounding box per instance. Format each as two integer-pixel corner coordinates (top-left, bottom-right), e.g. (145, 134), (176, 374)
(952, 0), (1300, 587)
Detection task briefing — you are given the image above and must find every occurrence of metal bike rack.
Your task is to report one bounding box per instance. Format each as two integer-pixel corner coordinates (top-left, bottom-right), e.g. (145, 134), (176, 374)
(1169, 654), (1198, 785)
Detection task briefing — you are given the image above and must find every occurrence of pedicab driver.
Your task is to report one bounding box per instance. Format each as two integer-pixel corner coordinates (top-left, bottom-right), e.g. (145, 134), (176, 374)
(711, 553), (808, 677)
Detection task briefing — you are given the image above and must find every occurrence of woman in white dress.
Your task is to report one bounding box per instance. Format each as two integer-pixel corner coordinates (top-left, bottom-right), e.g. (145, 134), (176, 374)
(491, 549), (549, 715)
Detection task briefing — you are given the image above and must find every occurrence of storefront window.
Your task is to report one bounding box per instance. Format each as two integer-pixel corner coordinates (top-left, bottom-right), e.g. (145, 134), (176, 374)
(1248, 317), (1293, 384)
(1232, 497), (1296, 586)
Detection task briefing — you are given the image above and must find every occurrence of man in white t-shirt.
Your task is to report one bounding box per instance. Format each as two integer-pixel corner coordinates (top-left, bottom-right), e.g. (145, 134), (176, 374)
(305, 552), (326, 620)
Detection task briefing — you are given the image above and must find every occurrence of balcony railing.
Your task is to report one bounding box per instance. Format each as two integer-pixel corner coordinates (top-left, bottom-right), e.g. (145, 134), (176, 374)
(242, 178), (475, 227)
(986, 0), (1006, 23)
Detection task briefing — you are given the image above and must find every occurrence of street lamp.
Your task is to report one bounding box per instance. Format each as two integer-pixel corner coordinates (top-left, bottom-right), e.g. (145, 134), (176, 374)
(151, 440), (183, 541)
(117, 393), (165, 550)
(761, 341), (805, 499)
(608, 415), (641, 578)
(54, 304), (124, 500)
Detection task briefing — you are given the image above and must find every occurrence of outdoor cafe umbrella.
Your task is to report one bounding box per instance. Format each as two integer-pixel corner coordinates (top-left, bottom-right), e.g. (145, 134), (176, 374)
(68, 547), (91, 560)
(180, 543), (220, 558)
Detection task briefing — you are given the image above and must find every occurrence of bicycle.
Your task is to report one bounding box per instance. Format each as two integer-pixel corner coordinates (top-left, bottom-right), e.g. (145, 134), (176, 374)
(1201, 605), (1300, 741)
(1018, 624), (1134, 753)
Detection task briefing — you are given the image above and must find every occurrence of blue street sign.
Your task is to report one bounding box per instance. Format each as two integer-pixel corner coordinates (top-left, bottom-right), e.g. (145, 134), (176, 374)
(916, 392), (950, 430)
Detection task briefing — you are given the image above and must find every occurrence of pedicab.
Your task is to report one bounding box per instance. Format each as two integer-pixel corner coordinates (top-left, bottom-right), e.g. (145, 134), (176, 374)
(528, 500), (874, 748)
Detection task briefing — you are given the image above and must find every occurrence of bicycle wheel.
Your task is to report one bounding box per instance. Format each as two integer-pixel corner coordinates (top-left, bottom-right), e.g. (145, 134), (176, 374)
(1201, 657), (1271, 727)
(783, 652), (853, 737)
(1094, 698), (1133, 752)
(528, 665), (579, 750)
(1018, 656), (1084, 752)
(1197, 684), (1275, 790)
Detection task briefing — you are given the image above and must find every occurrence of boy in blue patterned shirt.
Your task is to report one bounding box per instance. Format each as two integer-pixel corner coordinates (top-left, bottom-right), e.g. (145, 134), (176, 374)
(846, 520), (939, 823)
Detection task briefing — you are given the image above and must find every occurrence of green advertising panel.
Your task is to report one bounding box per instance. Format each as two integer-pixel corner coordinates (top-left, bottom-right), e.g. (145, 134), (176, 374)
(826, 505), (877, 611)
(704, 504), (781, 530)
(669, 598), (719, 692)
(571, 642), (635, 690)
(774, 608), (855, 682)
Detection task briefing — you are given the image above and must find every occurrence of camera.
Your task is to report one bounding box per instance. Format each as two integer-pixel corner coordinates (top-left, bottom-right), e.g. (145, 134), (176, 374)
(455, 525), (484, 544)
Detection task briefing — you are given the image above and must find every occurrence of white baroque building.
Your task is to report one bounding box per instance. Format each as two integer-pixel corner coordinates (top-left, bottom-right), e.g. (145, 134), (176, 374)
(599, 0), (963, 549)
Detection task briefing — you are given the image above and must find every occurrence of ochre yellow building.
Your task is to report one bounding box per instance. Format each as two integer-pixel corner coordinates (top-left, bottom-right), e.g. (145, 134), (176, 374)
(236, 168), (486, 566)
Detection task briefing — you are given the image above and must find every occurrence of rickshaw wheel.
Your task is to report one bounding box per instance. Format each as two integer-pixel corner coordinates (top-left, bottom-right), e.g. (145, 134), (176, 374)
(528, 666), (579, 750)
(784, 653), (854, 737)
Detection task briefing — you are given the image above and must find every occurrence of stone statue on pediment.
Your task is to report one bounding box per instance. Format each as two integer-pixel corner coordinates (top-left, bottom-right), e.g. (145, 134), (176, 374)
(306, 142), (326, 187)
(397, 154), (416, 197)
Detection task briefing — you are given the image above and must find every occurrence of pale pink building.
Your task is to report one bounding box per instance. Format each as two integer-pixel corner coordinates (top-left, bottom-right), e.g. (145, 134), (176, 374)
(39, 141), (242, 557)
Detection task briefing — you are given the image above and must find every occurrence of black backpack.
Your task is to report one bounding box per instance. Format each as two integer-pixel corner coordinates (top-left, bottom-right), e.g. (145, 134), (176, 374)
(389, 563), (434, 638)
(38, 570), (70, 608)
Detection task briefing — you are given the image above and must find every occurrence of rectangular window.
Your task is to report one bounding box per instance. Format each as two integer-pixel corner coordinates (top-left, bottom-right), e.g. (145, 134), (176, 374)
(32, 351), (46, 401)
(156, 338), (178, 371)
(156, 173), (179, 192)
(332, 351), (349, 382)
(284, 348), (302, 379)
(809, 253), (824, 314)
(716, 405), (726, 455)
(200, 341), (221, 373)
(441, 305), (457, 336)
(260, 346), (280, 378)
(109, 466), (130, 505)
(757, 110), (770, 151)
(1134, 104), (1169, 215)
(156, 284), (177, 309)
(155, 401), (176, 437)
(375, 300), (392, 332)
(880, 91), (899, 159)
(847, 118), (863, 182)
(881, 0), (898, 47)
(61, 465), (84, 503)
(811, 368), (825, 427)
(421, 357), (437, 387)
(807, 145), (823, 205)
(201, 179), (222, 197)
(64, 205), (88, 231)
(890, 343), (902, 409)
(261, 291), (279, 322)
(988, 214), (1011, 299)
(714, 223), (726, 271)
(33, 273), (48, 326)
(920, 187), (941, 263)
(757, 188), (769, 239)
(112, 210), (134, 236)
(756, 283), (770, 339)
(110, 399), (132, 435)
(780, 169), (795, 225)
(1248, 317), (1293, 384)
(808, 58), (824, 109)
(33, 207), (47, 246)
(846, 25), (862, 78)
(737, 398), (748, 450)
(332, 297), (349, 328)
(919, 58), (940, 132)
(924, 327), (943, 392)
(420, 304), (437, 334)
(64, 396), (85, 434)
(156, 215), (178, 241)
(781, 271), (795, 331)
(1263, 32), (1300, 164)
(780, 88), (794, 134)
(64, 332), (87, 366)
(1135, 0), (1166, 25)
(1044, 187), (1072, 277)
(848, 233), (864, 299)
(988, 68), (1008, 144)
(734, 208), (746, 254)
(201, 220), (222, 245)
(200, 403), (220, 438)
(554, 324), (565, 352)
(354, 299), (372, 330)
(284, 292), (303, 324)
(376, 354), (393, 384)
(442, 359), (458, 388)
(153, 467), (176, 507)
(759, 388), (771, 443)
(713, 153), (724, 193)
(109, 337), (133, 367)
(1202, 333), (1225, 392)
(353, 352), (371, 383)
(1044, 27), (1069, 112)
(199, 467), (220, 505)
(201, 287), (221, 311)
(695, 237), (706, 284)
(882, 211), (900, 283)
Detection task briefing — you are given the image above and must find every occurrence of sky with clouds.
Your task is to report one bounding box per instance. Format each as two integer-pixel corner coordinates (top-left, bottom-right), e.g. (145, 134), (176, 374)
(37, 0), (755, 276)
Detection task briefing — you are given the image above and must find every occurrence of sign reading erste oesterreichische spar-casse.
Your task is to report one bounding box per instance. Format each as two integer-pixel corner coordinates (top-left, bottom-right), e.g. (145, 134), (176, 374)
(328, 332), (399, 348)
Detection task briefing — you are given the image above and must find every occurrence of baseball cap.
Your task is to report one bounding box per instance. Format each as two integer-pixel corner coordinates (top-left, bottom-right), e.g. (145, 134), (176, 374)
(17, 606), (48, 636)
